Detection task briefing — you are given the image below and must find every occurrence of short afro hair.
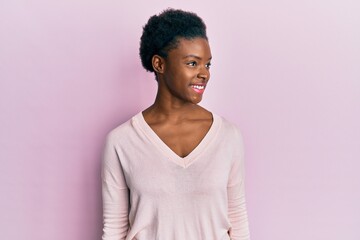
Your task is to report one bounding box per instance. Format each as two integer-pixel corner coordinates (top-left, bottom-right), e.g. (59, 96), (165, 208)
(139, 8), (208, 73)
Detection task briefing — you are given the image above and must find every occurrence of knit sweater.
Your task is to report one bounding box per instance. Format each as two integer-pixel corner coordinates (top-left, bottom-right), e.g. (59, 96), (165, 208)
(101, 112), (250, 240)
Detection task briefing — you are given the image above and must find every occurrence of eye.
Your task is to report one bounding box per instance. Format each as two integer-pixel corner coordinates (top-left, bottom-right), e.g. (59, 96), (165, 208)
(205, 62), (211, 69)
(187, 61), (197, 67)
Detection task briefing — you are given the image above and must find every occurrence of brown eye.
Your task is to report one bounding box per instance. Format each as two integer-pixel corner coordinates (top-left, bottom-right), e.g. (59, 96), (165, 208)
(205, 62), (211, 69)
(187, 61), (196, 67)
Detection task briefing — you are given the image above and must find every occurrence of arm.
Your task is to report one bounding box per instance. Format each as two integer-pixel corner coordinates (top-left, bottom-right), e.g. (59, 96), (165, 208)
(101, 135), (129, 240)
(227, 128), (251, 240)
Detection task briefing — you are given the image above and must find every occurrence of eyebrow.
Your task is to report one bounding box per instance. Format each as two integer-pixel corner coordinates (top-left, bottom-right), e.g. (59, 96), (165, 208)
(183, 54), (212, 61)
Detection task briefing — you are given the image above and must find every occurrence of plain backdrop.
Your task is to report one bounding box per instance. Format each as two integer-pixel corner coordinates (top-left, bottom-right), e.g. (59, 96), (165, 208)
(1, 1), (359, 240)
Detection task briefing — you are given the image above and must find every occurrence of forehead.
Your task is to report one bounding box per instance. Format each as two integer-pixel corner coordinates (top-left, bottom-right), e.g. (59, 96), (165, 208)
(168, 37), (212, 58)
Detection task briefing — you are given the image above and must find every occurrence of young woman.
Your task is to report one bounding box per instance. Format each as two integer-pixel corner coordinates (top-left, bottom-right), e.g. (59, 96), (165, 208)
(101, 9), (250, 240)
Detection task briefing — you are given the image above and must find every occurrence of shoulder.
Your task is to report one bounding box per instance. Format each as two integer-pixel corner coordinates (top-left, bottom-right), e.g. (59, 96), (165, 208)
(216, 114), (242, 134)
(105, 113), (140, 145)
(214, 113), (244, 145)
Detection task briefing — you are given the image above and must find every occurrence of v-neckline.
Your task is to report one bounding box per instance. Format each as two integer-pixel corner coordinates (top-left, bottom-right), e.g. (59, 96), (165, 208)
(133, 111), (222, 168)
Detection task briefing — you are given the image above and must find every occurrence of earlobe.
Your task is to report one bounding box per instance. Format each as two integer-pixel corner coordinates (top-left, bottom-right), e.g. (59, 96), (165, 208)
(152, 55), (165, 74)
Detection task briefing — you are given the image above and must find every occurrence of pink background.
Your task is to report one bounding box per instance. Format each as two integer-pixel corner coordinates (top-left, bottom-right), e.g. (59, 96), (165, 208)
(1, 1), (359, 239)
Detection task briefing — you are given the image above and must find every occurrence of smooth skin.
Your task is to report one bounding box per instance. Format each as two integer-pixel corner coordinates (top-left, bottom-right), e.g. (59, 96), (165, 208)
(142, 37), (213, 158)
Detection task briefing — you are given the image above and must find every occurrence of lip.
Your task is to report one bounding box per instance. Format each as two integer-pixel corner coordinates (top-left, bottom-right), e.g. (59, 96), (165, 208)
(190, 83), (206, 94)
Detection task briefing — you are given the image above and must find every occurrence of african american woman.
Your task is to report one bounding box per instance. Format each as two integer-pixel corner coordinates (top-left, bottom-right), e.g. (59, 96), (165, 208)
(101, 8), (251, 240)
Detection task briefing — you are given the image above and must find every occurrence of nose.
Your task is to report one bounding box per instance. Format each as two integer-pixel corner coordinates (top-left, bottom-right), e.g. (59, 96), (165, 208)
(197, 66), (209, 81)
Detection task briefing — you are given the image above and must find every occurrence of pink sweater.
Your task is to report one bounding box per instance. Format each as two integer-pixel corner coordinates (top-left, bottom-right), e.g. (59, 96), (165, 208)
(101, 112), (250, 240)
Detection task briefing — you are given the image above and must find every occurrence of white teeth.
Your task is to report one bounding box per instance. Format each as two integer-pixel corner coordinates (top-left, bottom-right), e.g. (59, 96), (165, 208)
(192, 85), (204, 90)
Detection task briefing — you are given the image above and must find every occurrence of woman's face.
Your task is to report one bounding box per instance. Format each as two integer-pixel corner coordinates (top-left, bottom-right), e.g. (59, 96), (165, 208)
(159, 37), (212, 105)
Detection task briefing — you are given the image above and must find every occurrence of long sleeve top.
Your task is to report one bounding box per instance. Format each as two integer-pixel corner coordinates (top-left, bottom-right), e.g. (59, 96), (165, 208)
(101, 112), (250, 240)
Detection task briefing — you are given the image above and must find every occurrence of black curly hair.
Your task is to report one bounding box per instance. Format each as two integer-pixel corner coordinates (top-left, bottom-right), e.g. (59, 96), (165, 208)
(139, 8), (208, 75)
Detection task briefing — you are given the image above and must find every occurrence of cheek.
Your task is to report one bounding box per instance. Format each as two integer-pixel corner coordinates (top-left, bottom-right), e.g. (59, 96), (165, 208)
(172, 69), (192, 83)
(182, 68), (197, 79)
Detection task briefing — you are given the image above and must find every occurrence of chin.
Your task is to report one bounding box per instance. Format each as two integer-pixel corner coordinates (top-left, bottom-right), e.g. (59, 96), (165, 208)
(190, 96), (203, 104)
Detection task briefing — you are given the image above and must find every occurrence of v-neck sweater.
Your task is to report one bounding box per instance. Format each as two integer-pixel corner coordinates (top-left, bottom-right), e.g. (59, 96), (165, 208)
(101, 112), (250, 240)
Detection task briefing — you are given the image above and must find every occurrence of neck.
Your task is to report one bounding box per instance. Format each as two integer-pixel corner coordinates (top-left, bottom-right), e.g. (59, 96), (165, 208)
(144, 86), (203, 122)
(150, 94), (197, 119)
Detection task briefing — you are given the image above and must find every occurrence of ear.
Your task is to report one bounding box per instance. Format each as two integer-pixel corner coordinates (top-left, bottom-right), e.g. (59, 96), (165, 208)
(152, 55), (165, 74)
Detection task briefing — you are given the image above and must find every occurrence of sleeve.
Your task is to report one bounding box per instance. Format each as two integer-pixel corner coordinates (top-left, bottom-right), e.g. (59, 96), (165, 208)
(227, 127), (251, 240)
(101, 134), (130, 240)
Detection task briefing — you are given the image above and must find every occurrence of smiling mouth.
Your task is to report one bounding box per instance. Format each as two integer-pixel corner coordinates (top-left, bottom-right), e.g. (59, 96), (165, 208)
(190, 84), (206, 93)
